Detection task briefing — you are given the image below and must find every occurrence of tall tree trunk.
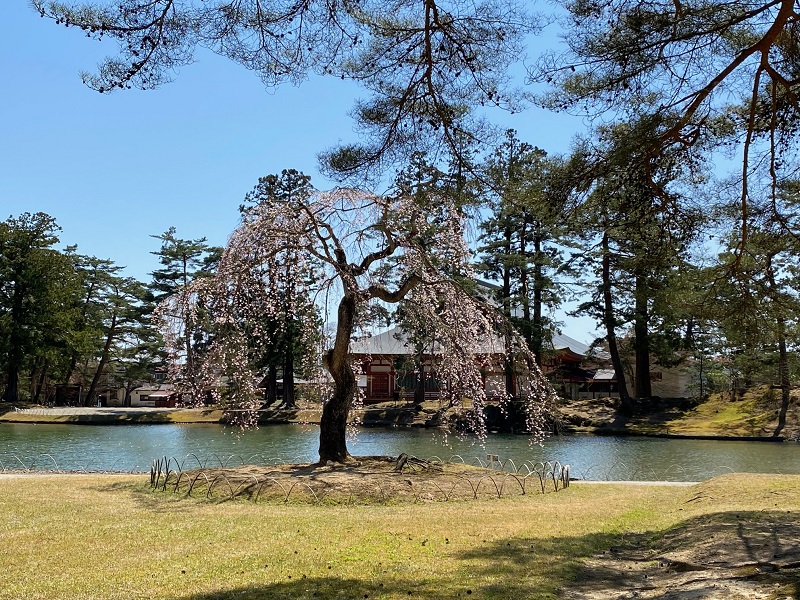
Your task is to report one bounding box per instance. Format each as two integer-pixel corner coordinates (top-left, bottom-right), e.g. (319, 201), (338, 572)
(2, 278), (26, 403)
(502, 227), (516, 396)
(633, 272), (652, 399)
(503, 324), (516, 397)
(33, 358), (49, 404)
(601, 232), (633, 413)
(265, 364), (278, 407)
(774, 326), (790, 437)
(319, 294), (357, 463)
(64, 280), (97, 385)
(530, 232), (544, 367)
(282, 351), (296, 408)
(86, 312), (117, 406)
(766, 255), (791, 437)
(519, 222), (532, 347)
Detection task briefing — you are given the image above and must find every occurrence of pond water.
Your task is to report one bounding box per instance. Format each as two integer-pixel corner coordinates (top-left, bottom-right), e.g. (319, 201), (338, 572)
(1, 422), (799, 481)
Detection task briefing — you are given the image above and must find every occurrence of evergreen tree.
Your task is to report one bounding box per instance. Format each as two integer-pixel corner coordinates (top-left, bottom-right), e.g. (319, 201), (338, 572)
(567, 117), (705, 407)
(239, 170), (324, 409)
(150, 227), (221, 401)
(707, 181), (800, 434)
(533, 0), (800, 249)
(0, 213), (80, 403)
(478, 130), (573, 372)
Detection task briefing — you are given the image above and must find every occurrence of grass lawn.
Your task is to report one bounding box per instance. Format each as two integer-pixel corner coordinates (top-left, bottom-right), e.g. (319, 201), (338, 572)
(2, 472), (799, 599)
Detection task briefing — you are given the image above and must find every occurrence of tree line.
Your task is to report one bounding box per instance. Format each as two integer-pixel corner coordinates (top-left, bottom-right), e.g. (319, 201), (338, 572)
(4, 126), (796, 418)
(0, 215), (222, 406)
(21, 0), (800, 457)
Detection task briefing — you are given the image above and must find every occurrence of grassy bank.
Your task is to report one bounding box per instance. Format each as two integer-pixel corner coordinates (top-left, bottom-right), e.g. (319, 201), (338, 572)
(2, 472), (799, 599)
(558, 386), (800, 440)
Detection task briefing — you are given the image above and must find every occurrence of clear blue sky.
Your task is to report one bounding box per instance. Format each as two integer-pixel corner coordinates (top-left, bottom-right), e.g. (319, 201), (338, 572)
(1, 2), (598, 340)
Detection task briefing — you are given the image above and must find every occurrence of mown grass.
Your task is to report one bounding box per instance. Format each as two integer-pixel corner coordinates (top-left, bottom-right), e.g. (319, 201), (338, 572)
(3, 472), (799, 599)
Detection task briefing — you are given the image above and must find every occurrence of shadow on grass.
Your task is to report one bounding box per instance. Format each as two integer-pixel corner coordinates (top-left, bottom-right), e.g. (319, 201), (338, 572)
(456, 510), (800, 598)
(168, 533), (633, 599)
(179, 577), (450, 600)
(456, 531), (637, 597)
(326, 509), (800, 599)
(94, 479), (209, 514)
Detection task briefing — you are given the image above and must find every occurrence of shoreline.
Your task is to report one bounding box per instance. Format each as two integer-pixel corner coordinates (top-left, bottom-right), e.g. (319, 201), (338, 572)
(1, 401), (796, 442)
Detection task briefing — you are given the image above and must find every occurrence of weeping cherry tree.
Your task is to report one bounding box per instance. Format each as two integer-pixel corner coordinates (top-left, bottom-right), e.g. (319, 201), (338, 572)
(194, 172), (556, 463)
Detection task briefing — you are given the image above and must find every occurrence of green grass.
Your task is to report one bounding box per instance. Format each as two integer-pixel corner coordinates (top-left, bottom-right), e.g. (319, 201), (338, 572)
(2, 472), (799, 599)
(656, 386), (797, 437)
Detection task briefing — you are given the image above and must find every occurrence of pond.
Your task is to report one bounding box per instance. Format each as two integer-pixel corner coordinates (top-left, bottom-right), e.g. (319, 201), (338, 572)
(1, 422), (799, 481)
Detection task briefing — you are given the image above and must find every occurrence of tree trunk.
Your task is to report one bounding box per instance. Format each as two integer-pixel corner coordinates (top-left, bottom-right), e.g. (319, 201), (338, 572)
(282, 351), (296, 408)
(601, 232), (633, 413)
(501, 227), (516, 397)
(265, 364), (278, 407)
(766, 256), (791, 437)
(530, 232), (544, 367)
(86, 312), (117, 406)
(33, 358), (49, 404)
(2, 279), (26, 403)
(633, 272), (652, 399)
(318, 294), (357, 463)
(64, 280), (97, 385)
(774, 326), (790, 437)
(2, 366), (20, 403)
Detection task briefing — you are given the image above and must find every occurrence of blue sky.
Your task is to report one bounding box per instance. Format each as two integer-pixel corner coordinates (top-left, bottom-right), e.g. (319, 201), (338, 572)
(2, 2), (598, 340)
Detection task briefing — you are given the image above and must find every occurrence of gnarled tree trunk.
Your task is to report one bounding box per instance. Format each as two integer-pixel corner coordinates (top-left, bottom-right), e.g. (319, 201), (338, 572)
(318, 294), (357, 463)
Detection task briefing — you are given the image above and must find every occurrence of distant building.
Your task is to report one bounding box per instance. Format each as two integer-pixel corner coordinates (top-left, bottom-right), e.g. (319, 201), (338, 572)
(110, 384), (177, 407)
(349, 326), (597, 403)
(582, 351), (694, 400)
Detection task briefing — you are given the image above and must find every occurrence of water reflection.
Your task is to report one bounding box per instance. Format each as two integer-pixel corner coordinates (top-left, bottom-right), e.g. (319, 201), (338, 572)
(1, 422), (799, 481)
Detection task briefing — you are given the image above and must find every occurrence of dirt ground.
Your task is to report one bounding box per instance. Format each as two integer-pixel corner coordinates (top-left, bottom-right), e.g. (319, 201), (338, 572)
(567, 512), (800, 599)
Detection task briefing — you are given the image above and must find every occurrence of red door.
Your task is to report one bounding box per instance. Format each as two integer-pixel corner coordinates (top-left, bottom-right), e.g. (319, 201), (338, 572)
(370, 374), (390, 399)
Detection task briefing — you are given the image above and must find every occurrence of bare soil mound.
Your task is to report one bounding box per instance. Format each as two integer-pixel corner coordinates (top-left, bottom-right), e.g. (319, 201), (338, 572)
(153, 455), (568, 504)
